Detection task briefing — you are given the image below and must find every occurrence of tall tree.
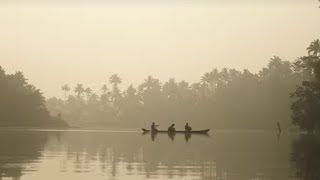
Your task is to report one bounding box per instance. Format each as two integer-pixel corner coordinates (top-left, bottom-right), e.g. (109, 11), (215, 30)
(0, 67), (67, 127)
(163, 78), (179, 99)
(307, 39), (320, 56)
(84, 87), (92, 102)
(291, 39), (320, 133)
(139, 75), (161, 92)
(109, 74), (122, 88)
(61, 84), (70, 100)
(109, 74), (122, 106)
(74, 84), (85, 99)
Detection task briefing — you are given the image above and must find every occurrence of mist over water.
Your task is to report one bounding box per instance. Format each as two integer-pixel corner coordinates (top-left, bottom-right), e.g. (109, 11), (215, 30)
(1, 0), (320, 179)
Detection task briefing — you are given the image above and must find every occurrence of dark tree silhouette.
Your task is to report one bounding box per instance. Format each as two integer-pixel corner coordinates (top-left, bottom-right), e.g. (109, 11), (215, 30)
(0, 67), (67, 127)
(307, 39), (320, 56)
(291, 39), (320, 133)
(291, 135), (320, 180)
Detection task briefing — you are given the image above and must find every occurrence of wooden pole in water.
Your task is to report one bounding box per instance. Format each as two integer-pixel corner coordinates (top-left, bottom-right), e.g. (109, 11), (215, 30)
(277, 122), (282, 133)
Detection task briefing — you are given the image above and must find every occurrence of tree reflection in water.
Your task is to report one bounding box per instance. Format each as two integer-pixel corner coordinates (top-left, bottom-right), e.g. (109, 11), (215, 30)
(43, 131), (215, 179)
(291, 135), (320, 180)
(0, 130), (49, 179)
(0, 130), (313, 180)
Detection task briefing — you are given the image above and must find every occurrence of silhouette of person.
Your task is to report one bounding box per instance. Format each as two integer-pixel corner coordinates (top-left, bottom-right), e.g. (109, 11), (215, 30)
(168, 124), (175, 133)
(185, 123), (192, 132)
(151, 122), (158, 132)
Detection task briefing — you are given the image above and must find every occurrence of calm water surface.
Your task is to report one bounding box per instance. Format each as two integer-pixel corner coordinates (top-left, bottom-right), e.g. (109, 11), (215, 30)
(0, 129), (319, 180)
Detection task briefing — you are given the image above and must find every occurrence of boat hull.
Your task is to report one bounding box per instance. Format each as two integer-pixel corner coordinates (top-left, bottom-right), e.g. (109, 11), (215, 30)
(142, 128), (210, 134)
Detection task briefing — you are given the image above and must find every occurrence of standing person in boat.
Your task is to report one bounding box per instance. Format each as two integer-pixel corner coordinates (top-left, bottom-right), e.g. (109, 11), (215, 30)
(168, 124), (176, 133)
(185, 123), (192, 132)
(151, 122), (158, 132)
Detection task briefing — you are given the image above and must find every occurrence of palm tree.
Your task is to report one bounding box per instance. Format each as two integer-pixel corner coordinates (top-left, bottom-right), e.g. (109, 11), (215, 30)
(163, 78), (179, 99)
(109, 74), (122, 88)
(84, 87), (92, 101)
(307, 39), (320, 57)
(219, 68), (230, 84)
(74, 84), (85, 99)
(139, 75), (161, 92)
(200, 72), (212, 85)
(61, 84), (70, 100)
(109, 74), (122, 104)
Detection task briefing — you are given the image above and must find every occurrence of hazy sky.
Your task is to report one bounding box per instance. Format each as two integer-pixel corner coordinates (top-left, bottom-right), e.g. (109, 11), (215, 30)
(1, 0), (320, 98)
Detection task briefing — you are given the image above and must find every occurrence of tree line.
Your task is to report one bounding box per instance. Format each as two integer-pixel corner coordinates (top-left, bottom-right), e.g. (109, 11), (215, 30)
(0, 67), (67, 127)
(46, 39), (319, 131)
(1, 39), (318, 131)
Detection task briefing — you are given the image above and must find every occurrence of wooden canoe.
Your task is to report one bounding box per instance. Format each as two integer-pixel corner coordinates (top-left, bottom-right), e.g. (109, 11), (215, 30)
(142, 128), (210, 134)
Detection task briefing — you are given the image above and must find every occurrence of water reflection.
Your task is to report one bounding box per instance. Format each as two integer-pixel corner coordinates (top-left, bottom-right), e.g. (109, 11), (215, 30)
(0, 130), (319, 180)
(0, 130), (50, 179)
(142, 132), (208, 143)
(185, 133), (191, 142)
(291, 135), (320, 180)
(167, 132), (175, 141)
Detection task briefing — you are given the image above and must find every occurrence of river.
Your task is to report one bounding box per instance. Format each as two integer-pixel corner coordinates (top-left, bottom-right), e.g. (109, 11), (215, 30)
(0, 129), (319, 180)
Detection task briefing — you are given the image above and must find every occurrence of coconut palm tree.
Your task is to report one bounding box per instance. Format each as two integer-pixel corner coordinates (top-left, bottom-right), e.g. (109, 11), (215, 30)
(219, 68), (230, 84)
(109, 74), (122, 88)
(139, 75), (161, 92)
(307, 39), (320, 57)
(74, 84), (85, 99)
(109, 74), (122, 104)
(61, 84), (70, 100)
(84, 87), (92, 102)
(163, 78), (179, 99)
(200, 72), (212, 85)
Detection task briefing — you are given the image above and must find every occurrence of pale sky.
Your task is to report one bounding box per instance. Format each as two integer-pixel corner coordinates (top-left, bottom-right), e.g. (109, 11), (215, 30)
(0, 0), (319, 98)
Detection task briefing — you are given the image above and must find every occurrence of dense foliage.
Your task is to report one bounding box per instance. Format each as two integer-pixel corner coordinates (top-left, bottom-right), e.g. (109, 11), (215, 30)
(0, 67), (67, 127)
(47, 55), (308, 129)
(46, 40), (320, 131)
(291, 39), (320, 133)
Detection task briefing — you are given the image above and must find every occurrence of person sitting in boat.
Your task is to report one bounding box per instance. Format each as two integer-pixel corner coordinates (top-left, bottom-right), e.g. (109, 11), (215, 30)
(185, 123), (192, 132)
(151, 122), (158, 132)
(168, 124), (176, 133)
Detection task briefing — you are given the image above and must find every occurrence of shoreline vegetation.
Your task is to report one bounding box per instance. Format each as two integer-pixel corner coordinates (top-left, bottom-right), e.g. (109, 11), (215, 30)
(0, 67), (68, 128)
(1, 39), (319, 132)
